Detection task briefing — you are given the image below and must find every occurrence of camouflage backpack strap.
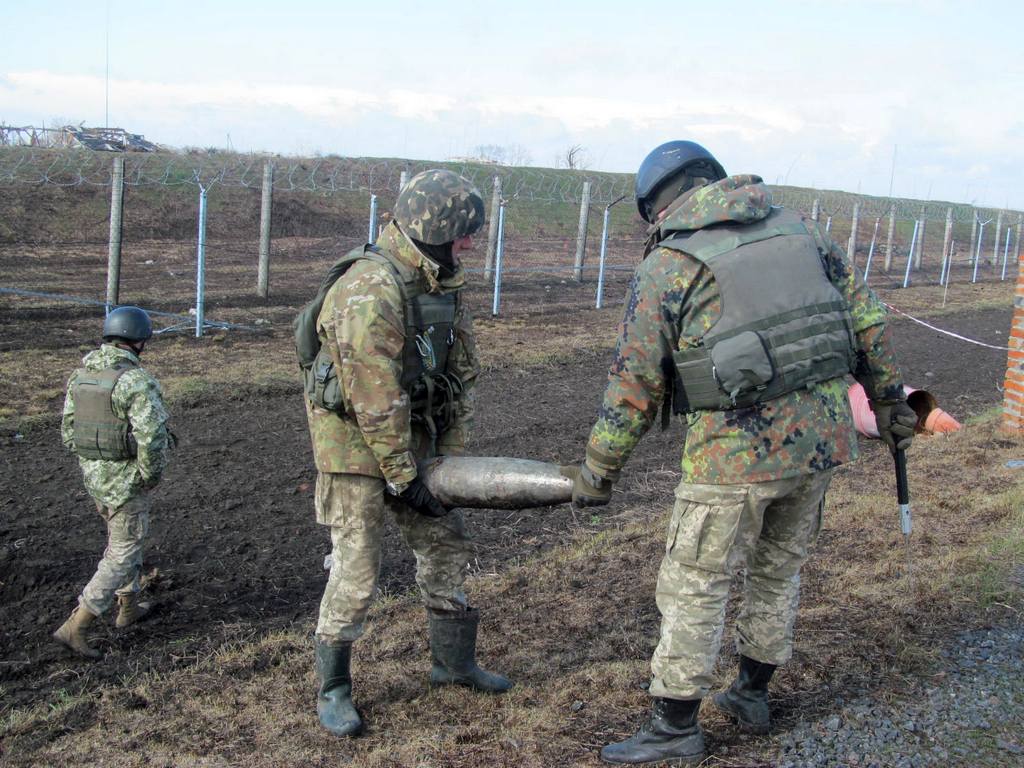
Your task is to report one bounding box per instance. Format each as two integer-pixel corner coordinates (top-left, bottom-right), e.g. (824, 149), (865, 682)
(72, 360), (139, 461)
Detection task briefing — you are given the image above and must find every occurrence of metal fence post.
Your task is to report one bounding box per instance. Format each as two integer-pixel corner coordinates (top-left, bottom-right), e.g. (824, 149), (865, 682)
(257, 162), (273, 298)
(595, 195), (625, 309)
(847, 203), (859, 264)
(902, 220), (919, 288)
(367, 194), (378, 244)
(484, 175), (501, 281)
(491, 200), (506, 317)
(105, 155), (124, 311)
(972, 218), (991, 283)
(825, 215), (832, 234)
(884, 205), (896, 272)
(864, 217), (880, 284)
(573, 181), (592, 282)
(195, 185), (208, 338)
(399, 170), (409, 192)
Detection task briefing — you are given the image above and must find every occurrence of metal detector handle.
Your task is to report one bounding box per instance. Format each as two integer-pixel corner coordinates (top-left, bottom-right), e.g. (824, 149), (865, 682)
(894, 448), (911, 536)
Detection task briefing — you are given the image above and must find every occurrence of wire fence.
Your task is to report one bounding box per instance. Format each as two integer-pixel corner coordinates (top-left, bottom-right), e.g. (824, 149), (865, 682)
(1, 148), (1021, 341)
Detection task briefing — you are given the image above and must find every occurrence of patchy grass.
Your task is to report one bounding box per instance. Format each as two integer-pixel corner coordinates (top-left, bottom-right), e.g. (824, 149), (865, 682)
(3, 415), (1020, 767)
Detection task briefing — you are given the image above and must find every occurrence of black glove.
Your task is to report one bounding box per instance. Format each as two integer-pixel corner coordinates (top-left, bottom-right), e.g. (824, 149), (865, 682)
(870, 399), (917, 453)
(393, 477), (448, 518)
(561, 462), (614, 507)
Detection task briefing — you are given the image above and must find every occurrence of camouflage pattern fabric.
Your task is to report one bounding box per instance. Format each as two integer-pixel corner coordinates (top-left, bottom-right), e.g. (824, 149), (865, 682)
(61, 345), (170, 509)
(586, 175), (904, 485)
(649, 471), (832, 699)
(315, 472), (471, 644)
(78, 492), (151, 616)
(394, 169), (485, 245)
(306, 221), (480, 484)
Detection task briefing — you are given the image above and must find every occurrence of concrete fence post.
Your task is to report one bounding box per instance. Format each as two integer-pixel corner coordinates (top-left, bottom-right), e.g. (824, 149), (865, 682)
(367, 195), (378, 244)
(257, 162), (273, 299)
(992, 210), (1004, 265)
(914, 207), (926, 270)
(847, 203), (859, 263)
(399, 170), (409, 192)
(941, 207), (953, 282)
(884, 205), (896, 272)
(969, 211), (978, 264)
(491, 200), (507, 317)
(105, 155), (125, 310)
(484, 175), (501, 281)
(811, 199), (820, 222)
(573, 181), (592, 282)
(1001, 243), (1024, 431)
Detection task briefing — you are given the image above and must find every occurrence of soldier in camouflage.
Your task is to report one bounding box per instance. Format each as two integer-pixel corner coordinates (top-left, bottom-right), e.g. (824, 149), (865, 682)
(300, 169), (512, 739)
(569, 142), (917, 765)
(54, 306), (171, 659)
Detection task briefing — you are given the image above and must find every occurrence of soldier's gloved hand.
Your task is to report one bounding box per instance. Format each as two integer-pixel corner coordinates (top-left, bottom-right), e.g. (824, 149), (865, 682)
(870, 399), (917, 453)
(392, 477), (448, 518)
(561, 462), (614, 507)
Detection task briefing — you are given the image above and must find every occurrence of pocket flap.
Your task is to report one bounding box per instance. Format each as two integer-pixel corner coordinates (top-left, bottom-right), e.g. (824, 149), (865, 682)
(710, 331), (774, 400)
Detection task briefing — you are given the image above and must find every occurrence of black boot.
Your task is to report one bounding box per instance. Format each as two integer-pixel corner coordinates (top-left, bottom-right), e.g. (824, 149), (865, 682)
(712, 654), (777, 734)
(601, 697), (705, 765)
(315, 640), (363, 737)
(428, 608), (513, 693)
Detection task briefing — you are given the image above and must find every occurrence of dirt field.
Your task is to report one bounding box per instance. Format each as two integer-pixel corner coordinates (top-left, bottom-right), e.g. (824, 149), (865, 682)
(1, 229), (1021, 765)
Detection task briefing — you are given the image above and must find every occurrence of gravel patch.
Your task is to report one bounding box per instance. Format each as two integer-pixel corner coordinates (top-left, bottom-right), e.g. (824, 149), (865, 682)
(774, 623), (1024, 767)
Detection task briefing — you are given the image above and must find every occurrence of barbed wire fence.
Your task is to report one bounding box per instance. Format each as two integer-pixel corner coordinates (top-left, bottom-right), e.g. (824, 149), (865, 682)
(1, 147), (1021, 339)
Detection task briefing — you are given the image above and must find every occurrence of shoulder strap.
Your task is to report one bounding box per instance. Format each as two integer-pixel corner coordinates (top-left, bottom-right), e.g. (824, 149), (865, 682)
(658, 209), (809, 264)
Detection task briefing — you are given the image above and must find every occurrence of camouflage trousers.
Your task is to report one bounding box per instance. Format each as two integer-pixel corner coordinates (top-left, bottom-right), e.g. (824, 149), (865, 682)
(649, 470), (832, 700)
(315, 472), (471, 644)
(78, 492), (151, 616)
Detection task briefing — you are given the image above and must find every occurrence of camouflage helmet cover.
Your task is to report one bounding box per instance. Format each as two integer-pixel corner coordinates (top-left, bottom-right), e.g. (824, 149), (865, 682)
(103, 305), (153, 342)
(395, 169), (485, 245)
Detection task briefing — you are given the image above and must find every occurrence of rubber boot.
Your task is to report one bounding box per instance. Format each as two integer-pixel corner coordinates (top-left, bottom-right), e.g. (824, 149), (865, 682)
(712, 654), (777, 734)
(315, 640), (363, 737)
(427, 608), (513, 693)
(52, 606), (102, 660)
(115, 593), (153, 628)
(600, 697), (705, 765)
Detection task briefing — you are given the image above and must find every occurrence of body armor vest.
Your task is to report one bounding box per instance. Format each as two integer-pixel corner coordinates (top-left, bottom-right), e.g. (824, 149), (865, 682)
(294, 245), (462, 437)
(661, 208), (857, 413)
(71, 362), (137, 460)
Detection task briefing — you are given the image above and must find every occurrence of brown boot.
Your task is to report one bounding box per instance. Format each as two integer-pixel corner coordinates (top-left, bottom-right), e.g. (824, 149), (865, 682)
(53, 606), (102, 659)
(115, 594), (152, 629)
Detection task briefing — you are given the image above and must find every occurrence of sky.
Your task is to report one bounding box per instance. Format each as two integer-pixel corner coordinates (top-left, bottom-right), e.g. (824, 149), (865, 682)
(2, 0), (1022, 208)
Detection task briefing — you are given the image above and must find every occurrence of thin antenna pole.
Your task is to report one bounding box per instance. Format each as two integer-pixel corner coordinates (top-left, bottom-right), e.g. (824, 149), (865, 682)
(105, 0), (110, 127)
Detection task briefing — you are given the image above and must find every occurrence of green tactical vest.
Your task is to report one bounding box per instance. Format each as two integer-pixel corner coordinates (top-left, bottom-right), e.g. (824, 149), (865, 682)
(293, 244), (462, 437)
(71, 361), (138, 461)
(661, 208), (857, 413)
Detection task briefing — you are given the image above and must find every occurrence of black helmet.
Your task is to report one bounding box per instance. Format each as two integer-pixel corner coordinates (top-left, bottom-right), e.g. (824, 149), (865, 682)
(103, 306), (153, 343)
(635, 140), (727, 222)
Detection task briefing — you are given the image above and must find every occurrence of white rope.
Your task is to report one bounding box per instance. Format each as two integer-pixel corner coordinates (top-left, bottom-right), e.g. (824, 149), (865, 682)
(883, 302), (1011, 351)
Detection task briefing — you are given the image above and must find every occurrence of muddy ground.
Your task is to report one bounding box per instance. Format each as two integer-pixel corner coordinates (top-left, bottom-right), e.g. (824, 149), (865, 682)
(0, 285), (1012, 715)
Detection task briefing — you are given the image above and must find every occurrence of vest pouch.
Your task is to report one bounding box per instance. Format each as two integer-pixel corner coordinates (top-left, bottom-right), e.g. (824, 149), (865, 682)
(673, 348), (726, 412)
(306, 349), (346, 413)
(709, 331), (775, 403)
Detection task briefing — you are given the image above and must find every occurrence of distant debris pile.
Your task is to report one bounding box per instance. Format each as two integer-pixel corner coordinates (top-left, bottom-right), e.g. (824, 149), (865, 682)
(0, 124), (160, 152)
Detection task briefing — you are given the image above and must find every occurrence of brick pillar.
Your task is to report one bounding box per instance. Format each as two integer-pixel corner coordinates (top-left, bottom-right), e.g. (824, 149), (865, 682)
(1002, 249), (1024, 431)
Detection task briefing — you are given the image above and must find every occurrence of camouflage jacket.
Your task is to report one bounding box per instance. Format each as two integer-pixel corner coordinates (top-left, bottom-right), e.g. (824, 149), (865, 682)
(306, 221), (480, 483)
(61, 344), (171, 508)
(586, 175), (904, 485)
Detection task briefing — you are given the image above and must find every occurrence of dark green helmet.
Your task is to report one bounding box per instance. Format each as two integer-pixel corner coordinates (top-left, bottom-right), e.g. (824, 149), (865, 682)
(635, 140), (727, 223)
(103, 306), (153, 342)
(395, 170), (485, 245)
